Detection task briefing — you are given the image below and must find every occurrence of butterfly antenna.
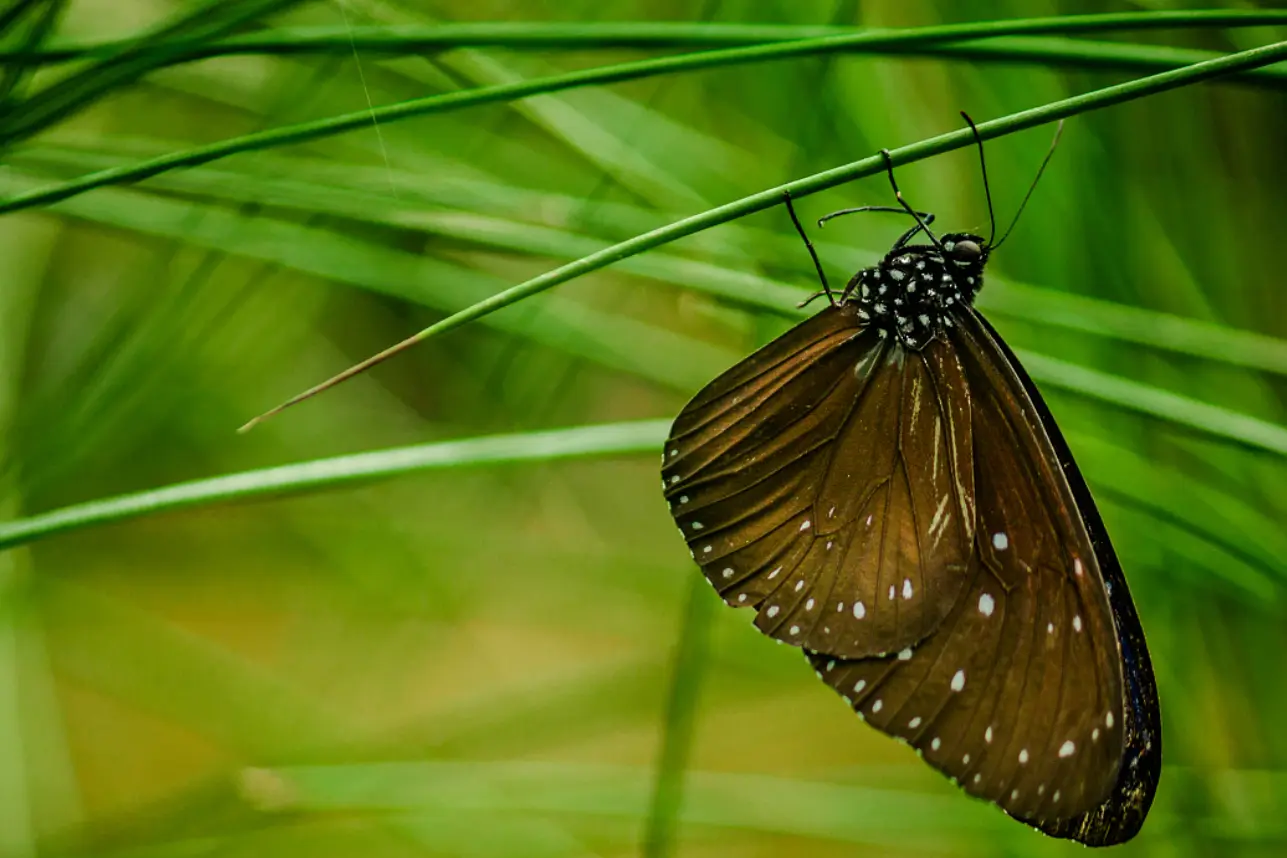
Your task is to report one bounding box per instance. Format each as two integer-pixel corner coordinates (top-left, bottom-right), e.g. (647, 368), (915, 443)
(960, 112), (997, 246)
(993, 119), (1065, 250)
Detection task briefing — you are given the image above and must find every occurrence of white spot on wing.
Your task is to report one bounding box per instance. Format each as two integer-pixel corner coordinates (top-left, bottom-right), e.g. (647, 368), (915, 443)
(902, 578), (913, 599)
(766, 605), (779, 618)
(853, 601), (866, 620)
(951, 670), (965, 692)
(721, 568), (733, 579)
(898, 647), (913, 661)
(992, 532), (1009, 551)
(1058, 740), (1076, 758)
(978, 593), (995, 616)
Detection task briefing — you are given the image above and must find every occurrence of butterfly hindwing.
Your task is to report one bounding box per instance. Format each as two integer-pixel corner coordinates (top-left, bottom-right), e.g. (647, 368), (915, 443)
(807, 307), (1132, 834)
(969, 313), (1161, 845)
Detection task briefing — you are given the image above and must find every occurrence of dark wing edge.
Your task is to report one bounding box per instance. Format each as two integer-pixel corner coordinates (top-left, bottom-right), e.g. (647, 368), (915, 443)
(969, 310), (1162, 847)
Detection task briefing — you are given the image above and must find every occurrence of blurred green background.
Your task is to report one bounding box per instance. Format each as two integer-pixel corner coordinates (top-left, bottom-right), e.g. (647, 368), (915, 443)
(1, 1), (1286, 856)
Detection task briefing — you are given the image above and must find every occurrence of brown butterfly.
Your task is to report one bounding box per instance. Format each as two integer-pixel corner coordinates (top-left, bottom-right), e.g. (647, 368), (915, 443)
(661, 117), (1160, 846)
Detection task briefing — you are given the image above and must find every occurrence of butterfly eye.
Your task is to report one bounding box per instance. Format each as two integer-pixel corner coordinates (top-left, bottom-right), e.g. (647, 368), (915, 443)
(951, 240), (982, 261)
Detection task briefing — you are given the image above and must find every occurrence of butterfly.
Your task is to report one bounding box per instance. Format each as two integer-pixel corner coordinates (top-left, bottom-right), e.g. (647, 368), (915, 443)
(660, 116), (1160, 847)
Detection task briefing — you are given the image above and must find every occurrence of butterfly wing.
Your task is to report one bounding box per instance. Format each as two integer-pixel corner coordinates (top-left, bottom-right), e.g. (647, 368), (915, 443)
(806, 307), (1156, 844)
(970, 313), (1162, 845)
(663, 303), (975, 659)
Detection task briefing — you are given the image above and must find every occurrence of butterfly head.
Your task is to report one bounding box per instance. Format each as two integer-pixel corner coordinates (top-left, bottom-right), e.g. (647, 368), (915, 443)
(843, 231), (989, 350)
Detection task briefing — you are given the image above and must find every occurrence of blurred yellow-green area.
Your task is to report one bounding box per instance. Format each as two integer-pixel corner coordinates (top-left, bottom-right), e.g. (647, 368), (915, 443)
(1, 1), (1286, 856)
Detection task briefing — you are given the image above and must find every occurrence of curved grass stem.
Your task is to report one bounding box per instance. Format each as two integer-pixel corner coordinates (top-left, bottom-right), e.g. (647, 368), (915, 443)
(239, 39), (1287, 429)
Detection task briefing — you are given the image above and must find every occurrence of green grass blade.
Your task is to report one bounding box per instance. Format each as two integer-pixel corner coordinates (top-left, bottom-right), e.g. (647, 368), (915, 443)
(242, 40), (1287, 423)
(1016, 349), (1287, 456)
(643, 576), (714, 858)
(0, 421), (670, 552)
(9, 13), (1287, 64)
(4, 27), (1286, 217)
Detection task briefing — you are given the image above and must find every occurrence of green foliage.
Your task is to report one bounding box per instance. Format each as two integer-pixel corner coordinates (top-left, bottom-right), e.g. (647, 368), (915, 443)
(0, 2), (1285, 856)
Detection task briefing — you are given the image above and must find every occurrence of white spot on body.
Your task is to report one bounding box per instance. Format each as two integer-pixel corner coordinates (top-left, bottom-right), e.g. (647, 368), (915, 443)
(992, 532), (1009, 551)
(978, 593), (995, 616)
(951, 670), (966, 692)
(890, 269), (905, 282)
(1059, 740), (1076, 758)
(853, 601), (866, 619)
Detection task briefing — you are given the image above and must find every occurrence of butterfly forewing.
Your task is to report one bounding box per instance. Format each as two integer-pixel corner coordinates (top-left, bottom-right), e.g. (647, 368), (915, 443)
(663, 304), (975, 658)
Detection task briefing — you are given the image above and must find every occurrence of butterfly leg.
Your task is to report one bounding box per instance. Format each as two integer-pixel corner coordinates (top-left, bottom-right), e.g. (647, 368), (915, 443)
(880, 149), (947, 253)
(782, 190), (834, 306)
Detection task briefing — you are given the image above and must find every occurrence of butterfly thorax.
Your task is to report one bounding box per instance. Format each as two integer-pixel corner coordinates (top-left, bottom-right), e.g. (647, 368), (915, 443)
(841, 232), (989, 350)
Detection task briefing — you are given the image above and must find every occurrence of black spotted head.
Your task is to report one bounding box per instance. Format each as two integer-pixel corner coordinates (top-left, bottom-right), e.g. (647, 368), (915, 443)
(842, 232), (989, 350)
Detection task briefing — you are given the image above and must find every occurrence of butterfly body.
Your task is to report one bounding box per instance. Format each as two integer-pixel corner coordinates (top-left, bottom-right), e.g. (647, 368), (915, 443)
(661, 179), (1160, 845)
(846, 232), (987, 349)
